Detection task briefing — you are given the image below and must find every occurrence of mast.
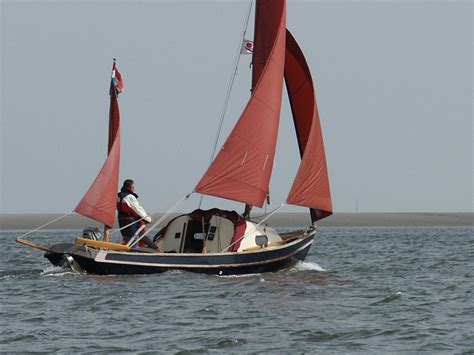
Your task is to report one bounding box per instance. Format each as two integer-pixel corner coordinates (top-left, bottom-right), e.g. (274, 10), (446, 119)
(243, 0), (283, 219)
(103, 59), (120, 241)
(108, 59), (120, 153)
(74, 60), (122, 234)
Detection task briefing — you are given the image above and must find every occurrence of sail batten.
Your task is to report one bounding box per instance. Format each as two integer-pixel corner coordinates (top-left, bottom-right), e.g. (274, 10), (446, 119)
(195, 0), (286, 207)
(74, 63), (122, 227)
(285, 30), (332, 220)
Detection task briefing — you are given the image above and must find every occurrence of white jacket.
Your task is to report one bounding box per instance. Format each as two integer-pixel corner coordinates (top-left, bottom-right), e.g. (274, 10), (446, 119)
(118, 194), (152, 223)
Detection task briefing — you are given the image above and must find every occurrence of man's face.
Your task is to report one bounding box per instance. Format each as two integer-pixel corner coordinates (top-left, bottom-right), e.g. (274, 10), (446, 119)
(130, 183), (135, 192)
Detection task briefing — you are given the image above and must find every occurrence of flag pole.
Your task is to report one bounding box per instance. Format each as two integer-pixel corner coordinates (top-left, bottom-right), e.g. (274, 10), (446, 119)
(103, 58), (118, 242)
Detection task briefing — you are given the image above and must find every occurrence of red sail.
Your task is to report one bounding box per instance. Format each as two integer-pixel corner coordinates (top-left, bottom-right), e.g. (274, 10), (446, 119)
(74, 70), (121, 227)
(195, 0), (286, 207)
(285, 30), (332, 220)
(252, 0), (285, 89)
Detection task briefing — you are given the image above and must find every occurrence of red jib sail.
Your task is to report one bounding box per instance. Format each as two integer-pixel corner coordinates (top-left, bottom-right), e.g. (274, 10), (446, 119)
(195, 0), (286, 207)
(74, 63), (122, 227)
(285, 30), (332, 220)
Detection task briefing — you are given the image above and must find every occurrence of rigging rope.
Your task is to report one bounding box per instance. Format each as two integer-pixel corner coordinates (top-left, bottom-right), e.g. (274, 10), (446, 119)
(129, 192), (193, 248)
(109, 215), (149, 236)
(220, 203), (285, 253)
(257, 203), (285, 226)
(15, 212), (73, 240)
(198, 0), (254, 209)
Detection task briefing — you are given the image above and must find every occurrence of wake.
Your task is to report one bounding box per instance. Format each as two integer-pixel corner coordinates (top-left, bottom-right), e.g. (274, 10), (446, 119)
(292, 261), (326, 272)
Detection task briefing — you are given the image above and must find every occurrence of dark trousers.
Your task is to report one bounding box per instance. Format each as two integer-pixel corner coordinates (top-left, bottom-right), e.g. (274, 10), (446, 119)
(118, 218), (140, 244)
(118, 218), (157, 249)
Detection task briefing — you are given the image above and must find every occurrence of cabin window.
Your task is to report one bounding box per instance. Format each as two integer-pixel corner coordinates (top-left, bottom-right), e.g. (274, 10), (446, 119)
(207, 226), (217, 241)
(174, 232), (181, 239)
(193, 233), (205, 240)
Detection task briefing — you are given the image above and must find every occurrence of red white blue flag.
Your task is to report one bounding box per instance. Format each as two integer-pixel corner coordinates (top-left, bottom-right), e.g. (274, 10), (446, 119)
(241, 39), (254, 54)
(111, 66), (124, 95)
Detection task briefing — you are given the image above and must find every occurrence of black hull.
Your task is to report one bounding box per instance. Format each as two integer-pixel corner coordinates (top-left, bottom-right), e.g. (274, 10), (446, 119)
(45, 235), (314, 275)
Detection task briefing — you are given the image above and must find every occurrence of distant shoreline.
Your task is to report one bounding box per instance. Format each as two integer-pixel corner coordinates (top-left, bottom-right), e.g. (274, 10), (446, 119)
(0, 212), (472, 230)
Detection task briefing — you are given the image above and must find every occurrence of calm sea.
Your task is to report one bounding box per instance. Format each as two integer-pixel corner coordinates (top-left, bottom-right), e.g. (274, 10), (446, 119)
(1, 226), (473, 353)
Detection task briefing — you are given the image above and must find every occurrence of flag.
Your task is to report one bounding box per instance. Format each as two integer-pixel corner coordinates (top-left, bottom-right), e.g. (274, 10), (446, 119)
(241, 39), (254, 54)
(111, 66), (124, 94)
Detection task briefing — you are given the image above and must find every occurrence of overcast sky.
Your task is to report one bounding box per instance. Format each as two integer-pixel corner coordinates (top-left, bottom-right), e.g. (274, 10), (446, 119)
(1, 0), (472, 215)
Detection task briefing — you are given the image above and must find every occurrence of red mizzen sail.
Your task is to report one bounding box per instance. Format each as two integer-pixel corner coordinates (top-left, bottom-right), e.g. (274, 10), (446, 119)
(285, 30), (332, 220)
(74, 62), (122, 227)
(195, 0), (286, 207)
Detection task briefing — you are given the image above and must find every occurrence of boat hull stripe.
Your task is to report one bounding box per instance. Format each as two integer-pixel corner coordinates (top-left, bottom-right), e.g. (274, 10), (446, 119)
(95, 239), (313, 268)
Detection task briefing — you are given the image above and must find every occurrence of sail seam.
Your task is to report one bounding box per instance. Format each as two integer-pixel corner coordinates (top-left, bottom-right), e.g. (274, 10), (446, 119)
(200, 174), (267, 194)
(252, 90), (282, 116)
(230, 132), (276, 156)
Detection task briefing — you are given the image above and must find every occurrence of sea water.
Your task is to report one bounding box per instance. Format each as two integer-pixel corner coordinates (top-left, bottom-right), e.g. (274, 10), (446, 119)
(1, 227), (472, 353)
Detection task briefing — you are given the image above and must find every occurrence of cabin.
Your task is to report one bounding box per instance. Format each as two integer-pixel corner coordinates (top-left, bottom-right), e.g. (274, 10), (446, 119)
(153, 209), (283, 253)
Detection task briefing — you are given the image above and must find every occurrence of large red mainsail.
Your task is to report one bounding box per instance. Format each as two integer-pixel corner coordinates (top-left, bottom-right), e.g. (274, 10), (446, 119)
(285, 30), (332, 220)
(74, 63), (122, 227)
(195, 0), (286, 207)
(251, 0), (285, 89)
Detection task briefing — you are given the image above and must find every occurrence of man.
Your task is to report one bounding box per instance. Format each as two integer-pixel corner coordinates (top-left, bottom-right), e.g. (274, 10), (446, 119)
(117, 179), (157, 249)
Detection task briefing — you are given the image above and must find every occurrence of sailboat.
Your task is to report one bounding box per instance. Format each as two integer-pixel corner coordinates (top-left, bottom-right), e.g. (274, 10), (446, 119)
(17, 0), (332, 275)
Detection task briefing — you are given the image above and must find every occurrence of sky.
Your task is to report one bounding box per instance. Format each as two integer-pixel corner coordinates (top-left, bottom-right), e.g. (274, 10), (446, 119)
(1, 0), (472, 215)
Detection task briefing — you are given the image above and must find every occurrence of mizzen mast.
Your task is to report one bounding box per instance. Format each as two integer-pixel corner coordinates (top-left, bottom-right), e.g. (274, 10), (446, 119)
(74, 59), (123, 240)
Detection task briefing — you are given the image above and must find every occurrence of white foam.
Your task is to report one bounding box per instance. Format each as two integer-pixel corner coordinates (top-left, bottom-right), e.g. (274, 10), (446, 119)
(292, 261), (326, 272)
(40, 266), (73, 276)
(217, 273), (261, 279)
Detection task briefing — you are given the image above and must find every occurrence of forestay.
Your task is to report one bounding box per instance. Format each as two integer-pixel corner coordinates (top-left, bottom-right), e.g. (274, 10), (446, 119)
(195, 0), (287, 208)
